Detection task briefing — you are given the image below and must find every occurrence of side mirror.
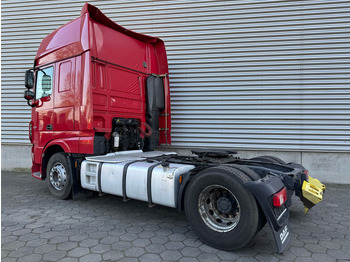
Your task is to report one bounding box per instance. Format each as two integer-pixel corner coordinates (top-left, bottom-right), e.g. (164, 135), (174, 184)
(24, 90), (35, 101)
(25, 70), (34, 89)
(144, 76), (165, 150)
(42, 75), (52, 92)
(24, 90), (40, 108)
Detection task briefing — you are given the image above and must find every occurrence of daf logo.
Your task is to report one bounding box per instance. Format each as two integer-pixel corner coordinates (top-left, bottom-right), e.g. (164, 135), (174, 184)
(280, 225), (289, 244)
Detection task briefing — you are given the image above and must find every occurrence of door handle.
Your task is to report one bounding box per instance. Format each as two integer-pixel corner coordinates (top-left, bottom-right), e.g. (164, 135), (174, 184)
(46, 124), (53, 130)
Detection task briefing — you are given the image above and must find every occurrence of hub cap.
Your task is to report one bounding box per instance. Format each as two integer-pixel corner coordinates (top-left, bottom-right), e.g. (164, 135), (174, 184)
(49, 163), (67, 191)
(198, 185), (240, 232)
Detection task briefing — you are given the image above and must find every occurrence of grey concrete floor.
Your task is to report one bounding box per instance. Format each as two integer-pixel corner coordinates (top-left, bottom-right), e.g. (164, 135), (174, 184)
(2, 171), (350, 262)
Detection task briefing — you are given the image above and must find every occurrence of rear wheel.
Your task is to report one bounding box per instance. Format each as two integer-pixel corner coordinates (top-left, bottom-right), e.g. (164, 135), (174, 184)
(184, 165), (260, 250)
(46, 153), (72, 200)
(230, 165), (266, 231)
(251, 155), (286, 165)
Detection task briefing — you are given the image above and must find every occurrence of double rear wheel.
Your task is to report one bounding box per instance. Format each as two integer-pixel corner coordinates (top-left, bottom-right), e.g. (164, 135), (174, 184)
(251, 155), (287, 165)
(184, 165), (264, 251)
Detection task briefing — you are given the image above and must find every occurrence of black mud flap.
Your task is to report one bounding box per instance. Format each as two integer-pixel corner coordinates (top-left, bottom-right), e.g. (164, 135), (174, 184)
(244, 176), (291, 254)
(67, 155), (94, 200)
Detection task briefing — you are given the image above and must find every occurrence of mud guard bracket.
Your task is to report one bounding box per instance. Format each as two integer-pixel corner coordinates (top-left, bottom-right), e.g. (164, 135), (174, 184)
(244, 176), (291, 254)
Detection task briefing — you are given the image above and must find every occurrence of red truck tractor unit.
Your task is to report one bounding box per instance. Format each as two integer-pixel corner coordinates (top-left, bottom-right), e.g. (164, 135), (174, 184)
(24, 3), (325, 253)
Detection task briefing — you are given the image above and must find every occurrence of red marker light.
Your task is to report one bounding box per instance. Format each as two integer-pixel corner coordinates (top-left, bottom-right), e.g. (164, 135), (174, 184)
(272, 187), (287, 207)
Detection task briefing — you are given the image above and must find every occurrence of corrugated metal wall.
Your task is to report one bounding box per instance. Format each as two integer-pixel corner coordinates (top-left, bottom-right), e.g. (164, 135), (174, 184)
(2, 0), (350, 151)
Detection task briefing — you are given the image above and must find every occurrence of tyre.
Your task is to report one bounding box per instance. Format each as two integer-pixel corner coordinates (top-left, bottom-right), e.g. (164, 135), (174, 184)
(46, 152), (72, 200)
(230, 164), (261, 180)
(251, 155), (286, 165)
(229, 165), (267, 231)
(184, 165), (260, 251)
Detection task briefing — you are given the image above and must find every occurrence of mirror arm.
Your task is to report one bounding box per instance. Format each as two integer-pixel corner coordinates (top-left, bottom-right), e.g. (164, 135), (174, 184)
(38, 68), (47, 76)
(27, 100), (36, 108)
(27, 99), (42, 108)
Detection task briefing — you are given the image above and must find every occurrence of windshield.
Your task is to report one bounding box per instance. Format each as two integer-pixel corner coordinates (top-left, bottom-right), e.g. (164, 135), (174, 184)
(35, 66), (54, 99)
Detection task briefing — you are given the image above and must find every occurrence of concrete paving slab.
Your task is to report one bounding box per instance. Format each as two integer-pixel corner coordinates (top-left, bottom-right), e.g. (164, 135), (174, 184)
(2, 171), (350, 261)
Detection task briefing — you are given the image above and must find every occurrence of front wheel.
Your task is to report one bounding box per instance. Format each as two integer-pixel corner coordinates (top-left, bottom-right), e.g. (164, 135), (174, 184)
(46, 153), (72, 200)
(184, 166), (260, 251)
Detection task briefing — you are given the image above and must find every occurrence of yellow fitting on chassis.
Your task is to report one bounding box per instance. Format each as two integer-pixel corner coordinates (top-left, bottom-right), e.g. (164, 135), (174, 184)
(302, 176), (326, 214)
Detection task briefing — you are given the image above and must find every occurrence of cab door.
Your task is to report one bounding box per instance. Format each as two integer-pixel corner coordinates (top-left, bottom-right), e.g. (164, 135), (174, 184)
(53, 59), (75, 131)
(34, 66), (54, 147)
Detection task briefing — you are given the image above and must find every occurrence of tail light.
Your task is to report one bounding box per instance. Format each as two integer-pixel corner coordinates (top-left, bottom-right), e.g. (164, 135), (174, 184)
(29, 121), (33, 143)
(304, 170), (309, 180)
(272, 187), (287, 207)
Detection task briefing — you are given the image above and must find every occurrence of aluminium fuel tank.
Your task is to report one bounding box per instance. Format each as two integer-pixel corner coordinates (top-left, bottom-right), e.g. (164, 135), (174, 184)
(80, 151), (195, 208)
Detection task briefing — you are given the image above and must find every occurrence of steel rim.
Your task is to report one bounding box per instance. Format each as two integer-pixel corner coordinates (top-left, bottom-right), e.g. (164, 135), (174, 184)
(198, 184), (240, 232)
(49, 163), (67, 191)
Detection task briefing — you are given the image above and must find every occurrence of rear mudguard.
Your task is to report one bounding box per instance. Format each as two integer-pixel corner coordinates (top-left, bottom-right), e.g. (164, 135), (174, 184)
(244, 176), (291, 254)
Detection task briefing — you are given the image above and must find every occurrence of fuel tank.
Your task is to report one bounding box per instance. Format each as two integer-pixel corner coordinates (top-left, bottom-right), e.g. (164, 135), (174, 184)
(80, 150), (195, 208)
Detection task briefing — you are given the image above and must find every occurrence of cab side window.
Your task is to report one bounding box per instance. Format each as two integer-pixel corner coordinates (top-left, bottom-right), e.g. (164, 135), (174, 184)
(35, 66), (54, 99)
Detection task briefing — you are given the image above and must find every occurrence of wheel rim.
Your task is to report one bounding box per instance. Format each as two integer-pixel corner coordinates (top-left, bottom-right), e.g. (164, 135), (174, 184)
(49, 163), (67, 191)
(198, 185), (240, 232)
